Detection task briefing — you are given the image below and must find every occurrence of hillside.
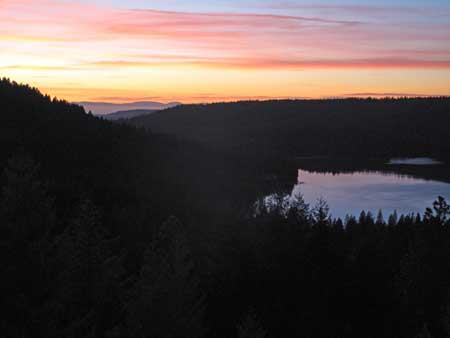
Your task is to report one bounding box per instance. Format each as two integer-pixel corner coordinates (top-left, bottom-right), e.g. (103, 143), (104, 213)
(0, 79), (249, 226)
(0, 79), (164, 213)
(103, 109), (157, 120)
(129, 98), (450, 161)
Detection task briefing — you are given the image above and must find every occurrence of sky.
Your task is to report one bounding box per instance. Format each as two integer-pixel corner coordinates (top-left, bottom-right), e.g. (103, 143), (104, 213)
(1, 0), (449, 103)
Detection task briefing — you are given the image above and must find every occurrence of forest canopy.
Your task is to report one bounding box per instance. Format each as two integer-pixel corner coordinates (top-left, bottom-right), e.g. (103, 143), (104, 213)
(129, 97), (450, 161)
(1, 78), (450, 338)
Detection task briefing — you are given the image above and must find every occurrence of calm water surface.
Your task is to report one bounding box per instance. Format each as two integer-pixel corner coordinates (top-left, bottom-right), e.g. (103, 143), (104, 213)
(388, 157), (443, 165)
(263, 158), (450, 219)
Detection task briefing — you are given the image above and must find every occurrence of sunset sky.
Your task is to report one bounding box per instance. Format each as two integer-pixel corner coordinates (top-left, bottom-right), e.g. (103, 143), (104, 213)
(1, 0), (449, 103)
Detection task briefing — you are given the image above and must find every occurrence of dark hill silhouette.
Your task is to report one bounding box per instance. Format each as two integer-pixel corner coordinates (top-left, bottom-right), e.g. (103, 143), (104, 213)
(0, 78), (243, 224)
(128, 98), (450, 162)
(103, 109), (157, 120)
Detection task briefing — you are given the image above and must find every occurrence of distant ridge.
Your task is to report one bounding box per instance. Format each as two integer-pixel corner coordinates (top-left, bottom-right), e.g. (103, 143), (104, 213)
(127, 97), (450, 161)
(102, 109), (157, 121)
(78, 101), (181, 115)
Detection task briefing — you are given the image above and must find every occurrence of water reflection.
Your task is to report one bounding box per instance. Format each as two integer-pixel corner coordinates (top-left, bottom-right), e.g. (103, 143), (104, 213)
(388, 157), (443, 165)
(263, 168), (450, 220)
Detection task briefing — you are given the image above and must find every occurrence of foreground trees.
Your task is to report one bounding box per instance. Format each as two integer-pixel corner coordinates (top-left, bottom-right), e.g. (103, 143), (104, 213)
(2, 153), (449, 338)
(0, 156), (206, 338)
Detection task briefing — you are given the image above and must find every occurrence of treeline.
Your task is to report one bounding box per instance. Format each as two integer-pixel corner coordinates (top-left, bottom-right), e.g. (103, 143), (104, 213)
(129, 97), (450, 162)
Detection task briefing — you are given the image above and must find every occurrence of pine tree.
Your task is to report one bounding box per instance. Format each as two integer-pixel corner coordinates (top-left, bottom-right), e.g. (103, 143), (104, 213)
(424, 196), (450, 224)
(415, 324), (432, 338)
(376, 210), (385, 226)
(53, 199), (125, 338)
(287, 191), (310, 225)
(237, 308), (267, 338)
(359, 211), (367, 225)
(366, 211), (375, 226)
(126, 216), (205, 338)
(415, 213), (422, 224)
(312, 197), (330, 225)
(388, 210), (398, 226)
(0, 153), (54, 338)
(1, 152), (54, 241)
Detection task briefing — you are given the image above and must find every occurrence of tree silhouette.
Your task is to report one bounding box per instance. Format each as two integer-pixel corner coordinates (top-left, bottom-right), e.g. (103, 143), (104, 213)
(312, 197), (330, 224)
(424, 196), (450, 224)
(125, 216), (205, 338)
(237, 308), (267, 338)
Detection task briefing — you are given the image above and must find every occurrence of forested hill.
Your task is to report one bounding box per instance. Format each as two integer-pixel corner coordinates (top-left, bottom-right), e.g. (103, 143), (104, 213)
(102, 109), (156, 120)
(129, 98), (450, 161)
(0, 78), (166, 215)
(0, 78), (248, 227)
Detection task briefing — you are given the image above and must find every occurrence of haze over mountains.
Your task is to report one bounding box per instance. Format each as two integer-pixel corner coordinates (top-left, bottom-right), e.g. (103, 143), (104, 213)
(102, 109), (157, 121)
(78, 101), (181, 115)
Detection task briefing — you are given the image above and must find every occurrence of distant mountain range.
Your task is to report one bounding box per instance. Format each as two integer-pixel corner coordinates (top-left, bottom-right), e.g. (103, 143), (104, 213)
(102, 109), (157, 121)
(78, 101), (182, 115)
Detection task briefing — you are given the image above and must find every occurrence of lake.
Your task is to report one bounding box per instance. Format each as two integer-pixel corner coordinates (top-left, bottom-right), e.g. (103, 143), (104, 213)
(261, 158), (450, 220)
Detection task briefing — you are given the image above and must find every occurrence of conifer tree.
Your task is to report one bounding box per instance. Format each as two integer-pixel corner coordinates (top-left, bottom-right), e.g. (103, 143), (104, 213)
(125, 216), (205, 338)
(312, 197), (330, 225)
(376, 210), (385, 226)
(0, 153), (54, 338)
(237, 308), (267, 338)
(53, 199), (124, 338)
(415, 324), (432, 338)
(424, 196), (450, 224)
(388, 210), (398, 226)
(1, 152), (54, 240)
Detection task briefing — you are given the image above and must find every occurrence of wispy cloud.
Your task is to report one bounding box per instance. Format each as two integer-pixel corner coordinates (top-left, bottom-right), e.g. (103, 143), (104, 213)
(90, 96), (164, 102)
(1, 0), (449, 102)
(1, 0), (449, 71)
(266, 1), (450, 16)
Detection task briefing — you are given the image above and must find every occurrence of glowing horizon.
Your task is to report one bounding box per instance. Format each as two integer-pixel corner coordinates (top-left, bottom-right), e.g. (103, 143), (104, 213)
(1, 0), (449, 103)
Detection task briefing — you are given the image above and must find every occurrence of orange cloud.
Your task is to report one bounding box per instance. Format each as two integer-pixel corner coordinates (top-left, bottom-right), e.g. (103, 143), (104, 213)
(1, 0), (449, 102)
(1, 0), (449, 69)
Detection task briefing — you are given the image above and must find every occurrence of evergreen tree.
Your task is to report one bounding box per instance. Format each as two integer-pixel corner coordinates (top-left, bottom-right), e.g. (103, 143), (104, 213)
(366, 211), (375, 226)
(1, 152), (54, 241)
(359, 211), (367, 225)
(52, 200), (125, 338)
(376, 210), (385, 226)
(415, 324), (432, 338)
(312, 197), (330, 225)
(237, 308), (267, 338)
(287, 191), (310, 225)
(0, 153), (54, 338)
(388, 210), (398, 226)
(125, 216), (205, 338)
(424, 196), (450, 224)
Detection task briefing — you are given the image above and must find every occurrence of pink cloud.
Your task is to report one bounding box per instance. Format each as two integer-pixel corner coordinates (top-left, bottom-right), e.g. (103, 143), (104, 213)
(1, 0), (449, 70)
(77, 57), (450, 71)
(266, 1), (450, 16)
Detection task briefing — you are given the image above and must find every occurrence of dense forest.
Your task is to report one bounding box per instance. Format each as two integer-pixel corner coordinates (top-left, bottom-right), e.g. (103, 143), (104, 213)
(1, 78), (450, 338)
(129, 98), (450, 162)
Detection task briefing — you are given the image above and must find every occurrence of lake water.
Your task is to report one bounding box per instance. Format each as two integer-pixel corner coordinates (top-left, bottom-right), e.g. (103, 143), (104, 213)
(388, 157), (443, 165)
(262, 158), (450, 220)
